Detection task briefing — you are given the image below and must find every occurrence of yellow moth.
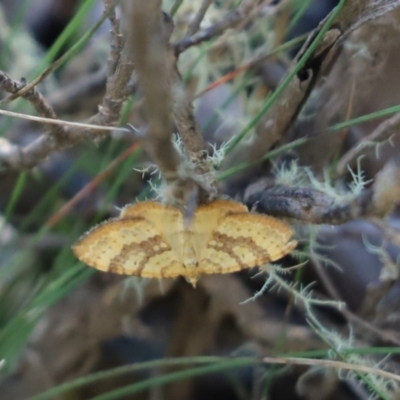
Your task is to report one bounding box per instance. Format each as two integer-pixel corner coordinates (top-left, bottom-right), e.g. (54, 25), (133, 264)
(72, 200), (297, 287)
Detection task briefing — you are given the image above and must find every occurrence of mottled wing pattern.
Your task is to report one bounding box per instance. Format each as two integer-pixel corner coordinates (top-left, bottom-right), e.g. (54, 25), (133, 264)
(190, 200), (248, 260)
(121, 201), (185, 266)
(73, 199), (297, 284)
(73, 202), (187, 278)
(198, 211), (297, 275)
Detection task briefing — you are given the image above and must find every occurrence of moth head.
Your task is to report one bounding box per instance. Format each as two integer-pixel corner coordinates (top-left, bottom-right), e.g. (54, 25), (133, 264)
(185, 275), (199, 288)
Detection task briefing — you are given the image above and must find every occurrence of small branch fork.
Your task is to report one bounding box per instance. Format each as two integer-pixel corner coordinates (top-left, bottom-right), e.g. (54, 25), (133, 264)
(221, 0), (400, 189)
(0, 0), (400, 212)
(119, 0), (217, 205)
(173, 0), (260, 54)
(0, 0), (262, 172)
(336, 112), (400, 177)
(0, 0), (224, 205)
(0, 1), (133, 171)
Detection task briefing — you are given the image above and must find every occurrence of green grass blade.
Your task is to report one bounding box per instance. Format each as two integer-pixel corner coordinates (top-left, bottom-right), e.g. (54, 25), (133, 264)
(225, 0), (346, 154)
(329, 104), (400, 132)
(170, 0), (185, 17)
(0, 265), (91, 373)
(38, 0), (99, 72)
(90, 359), (258, 400)
(28, 345), (400, 400)
(28, 357), (257, 400)
(218, 137), (308, 180)
(3, 172), (27, 223)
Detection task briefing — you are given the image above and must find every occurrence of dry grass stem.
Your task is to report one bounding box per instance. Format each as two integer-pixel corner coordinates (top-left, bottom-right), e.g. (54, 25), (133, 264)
(263, 356), (400, 383)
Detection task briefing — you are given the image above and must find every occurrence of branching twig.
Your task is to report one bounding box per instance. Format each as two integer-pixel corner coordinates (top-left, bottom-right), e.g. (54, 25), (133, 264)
(246, 162), (400, 224)
(221, 0), (400, 191)
(105, 0), (124, 76)
(0, 72), (56, 121)
(174, 0), (259, 54)
(262, 356), (400, 384)
(220, 16), (343, 190)
(312, 256), (400, 345)
(337, 0), (400, 37)
(121, 1), (217, 205)
(185, 0), (214, 38)
(336, 113), (400, 177)
(0, 1), (134, 171)
(0, 71), (66, 142)
(0, 4), (115, 107)
(169, 50), (217, 199)
(120, 1), (181, 180)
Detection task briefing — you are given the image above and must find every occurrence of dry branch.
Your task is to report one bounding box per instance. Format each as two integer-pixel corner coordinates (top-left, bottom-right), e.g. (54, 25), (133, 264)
(336, 113), (400, 177)
(120, 1), (181, 182)
(0, 2), (134, 171)
(247, 185), (372, 225)
(221, 27), (341, 191)
(337, 0), (400, 37)
(0, 71), (67, 143)
(246, 162), (400, 225)
(174, 0), (259, 53)
(184, 0), (214, 38)
(221, 0), (400, 191)
(121, 1), (217, 205)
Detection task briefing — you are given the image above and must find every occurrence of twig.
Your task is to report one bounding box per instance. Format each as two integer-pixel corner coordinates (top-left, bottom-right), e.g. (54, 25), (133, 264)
(337, 0), (400, 38)
(312, 256), (400, 345)
(121, 1), (217, 205)
(369, 217), (400, 248)
(0, 71), (67, 142)
(262, 356), (400, 383)
(0, 3), (116, 106)
(0, 72), (56, 121)
(0, 109), (132, 133)
(221, 0), (400, 191)
(247, 161), (400, 224)
(220, 9), (343, 190)
(185, 0), (214, 38)
(194, 32), (308, 99)
(174, 0), (259, 53)
(105, 0), (124, 76)
(169, 49), (217, 198)
(0, 1), (134, 171)
(336, 113), (400, 177)
(120, 1), (181, 183)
